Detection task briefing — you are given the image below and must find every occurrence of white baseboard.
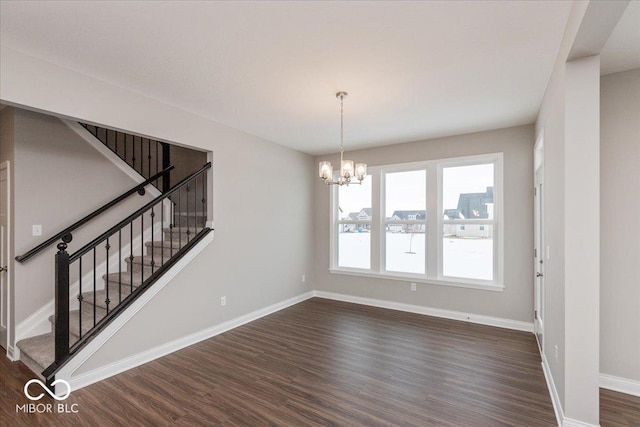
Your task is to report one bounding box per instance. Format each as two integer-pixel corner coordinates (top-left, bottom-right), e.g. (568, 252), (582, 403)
(6, 345), (18, 361)
(541, 354), (602, 427)
(563, 418), (600, 427)
(312, 291), (534, 332)
(542, 354), (564, 427)
(69, 288), (313, 391)
(600, 373), (640, 397)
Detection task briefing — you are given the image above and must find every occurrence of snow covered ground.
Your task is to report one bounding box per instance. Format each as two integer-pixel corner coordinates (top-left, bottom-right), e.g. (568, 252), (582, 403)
(338, 232), (492, 280)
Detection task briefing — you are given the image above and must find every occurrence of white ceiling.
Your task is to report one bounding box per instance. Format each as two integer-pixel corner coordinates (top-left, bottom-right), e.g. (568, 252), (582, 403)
(600, 1), (640, 76)
(0, 1), (577, 155)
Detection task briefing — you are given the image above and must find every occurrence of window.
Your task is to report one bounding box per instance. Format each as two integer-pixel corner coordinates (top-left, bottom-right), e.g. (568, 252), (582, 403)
(384, 170), (426, 274)
(335, 175), (372, 269)
(330, 153), (503, 290)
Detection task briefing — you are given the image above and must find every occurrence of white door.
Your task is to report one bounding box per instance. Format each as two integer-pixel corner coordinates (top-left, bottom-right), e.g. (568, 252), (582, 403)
(0, 164), (8, 350)
(534, 164), (545, 351)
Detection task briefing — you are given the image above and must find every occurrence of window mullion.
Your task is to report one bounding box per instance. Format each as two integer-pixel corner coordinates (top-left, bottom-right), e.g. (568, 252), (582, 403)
(371, 168), (382, 272)
(428, 163), (439, 279)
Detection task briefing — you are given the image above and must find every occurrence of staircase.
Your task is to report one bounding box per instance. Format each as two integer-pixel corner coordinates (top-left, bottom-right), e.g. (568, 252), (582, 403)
(14, 124), (211, 384)
(17, 220), (205, 377)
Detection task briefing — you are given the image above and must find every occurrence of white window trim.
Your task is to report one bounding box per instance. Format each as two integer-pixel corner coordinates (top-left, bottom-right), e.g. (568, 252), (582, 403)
(330, 153), (504, 291)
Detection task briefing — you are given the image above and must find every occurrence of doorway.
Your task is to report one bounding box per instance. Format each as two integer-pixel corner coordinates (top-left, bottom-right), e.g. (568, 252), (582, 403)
(534, 134), (545, 351)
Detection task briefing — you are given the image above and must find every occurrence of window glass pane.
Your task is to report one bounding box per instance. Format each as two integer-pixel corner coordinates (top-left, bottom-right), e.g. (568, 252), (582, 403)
(338, 176), (371, 220)
(337, 176), (371, 269)
(443, 225), (493, 280)
(385, 170), (426, 219)
(386, 231), (425, 274)
(442, 163), (494, 220)
(338, 225), (370, 269)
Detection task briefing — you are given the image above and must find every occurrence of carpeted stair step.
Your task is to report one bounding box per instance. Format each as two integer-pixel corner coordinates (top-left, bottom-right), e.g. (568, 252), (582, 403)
(81, 285), (138, 318)
(49, 308), (103, 344)
(103, 272), (144, 288)
(173, 212), (206, 228)
(16, 333), (54, 378)
(162, 227), (204, 245)
(125, 254), (172, 276)
(145, 235), (202, 258)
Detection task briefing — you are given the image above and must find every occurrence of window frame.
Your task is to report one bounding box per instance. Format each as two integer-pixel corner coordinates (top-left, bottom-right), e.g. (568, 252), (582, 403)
(330, 153), (504, 291)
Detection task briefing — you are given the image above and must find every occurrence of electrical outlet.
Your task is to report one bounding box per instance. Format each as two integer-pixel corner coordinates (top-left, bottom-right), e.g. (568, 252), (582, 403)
(554, 345), (559, 363)
(301, 274), (306, 283)
(410, 282), (417, 291)
(32, 225), (42, 236)
(220, 296), (226, 307)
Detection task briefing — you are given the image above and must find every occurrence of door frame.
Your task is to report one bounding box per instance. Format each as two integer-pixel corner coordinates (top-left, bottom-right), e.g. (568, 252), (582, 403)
(0, 160), (11, 357)
(533, 133), (545, 352)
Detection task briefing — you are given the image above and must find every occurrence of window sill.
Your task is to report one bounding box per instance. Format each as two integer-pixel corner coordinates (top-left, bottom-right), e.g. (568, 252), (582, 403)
(329, 268), (504, 292)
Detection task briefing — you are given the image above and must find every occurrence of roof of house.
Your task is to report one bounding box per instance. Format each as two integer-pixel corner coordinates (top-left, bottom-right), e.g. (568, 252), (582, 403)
(389, 210), (426, 220)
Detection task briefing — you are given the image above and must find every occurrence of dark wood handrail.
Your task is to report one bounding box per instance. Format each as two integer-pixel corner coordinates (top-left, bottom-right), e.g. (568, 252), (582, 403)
(69, 162), (211, 261)
(15, 165), (175, 263)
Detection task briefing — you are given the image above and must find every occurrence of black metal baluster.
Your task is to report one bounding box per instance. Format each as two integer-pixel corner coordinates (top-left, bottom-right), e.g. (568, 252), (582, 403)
(124, 134), (128, 167)
(118, 229), (122, 304)
(194, 175), (198, 234)
(78, 258), (83, 340)
(105, 237), (110, 315)
(131, 136), (136, 171)
(169, 196), (174, 258)
(151, 207), (155, 274)
(129, 222), (134, 294)
(155, 141), (159, 189)
(161, 198), (165, 261)
(186, 182), (190, 242)
(147, 138), (151, 180)
(202, 171), (206, 229)
(115, 131), (119, 156)
(178, 187), (182, 249)
(162, 143), (171, 193)
(141, 213), (144, 284)
(93, 248), (96, 327)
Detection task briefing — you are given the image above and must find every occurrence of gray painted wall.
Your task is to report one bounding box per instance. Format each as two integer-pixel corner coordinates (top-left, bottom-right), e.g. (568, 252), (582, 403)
(600, 68), (640, 383)
(1, 108), (158, 336)
(314, 125), (535, 322)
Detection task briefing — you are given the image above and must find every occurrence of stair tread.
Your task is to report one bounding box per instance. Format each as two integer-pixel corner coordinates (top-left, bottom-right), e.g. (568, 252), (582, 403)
(49, 309), (101, 339)
(83, 287), (135, 310)
(17, 333), (54, 371)
(162, 227), (205, 233)
(125, 254), (172, 266)
(145, 239), (197, 248)
(104, 272), (143, 286)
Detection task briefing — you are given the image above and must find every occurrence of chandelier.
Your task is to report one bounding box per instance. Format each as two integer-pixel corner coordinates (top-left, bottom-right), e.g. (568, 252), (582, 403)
(318, 91), (367, 186)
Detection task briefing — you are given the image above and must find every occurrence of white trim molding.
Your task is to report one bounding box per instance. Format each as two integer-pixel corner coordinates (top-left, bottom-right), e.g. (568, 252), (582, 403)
(68, 287), (313, 391)
(599, 373), (640, 397)
(313, 291), (533, 332)
(541, 354), (601, 427)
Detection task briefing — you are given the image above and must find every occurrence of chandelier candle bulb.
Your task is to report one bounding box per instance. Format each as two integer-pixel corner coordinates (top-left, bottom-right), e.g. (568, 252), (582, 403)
(355, 163), (367, 180)
(341, 160), (354, 178)
(319, 161), (333, 180)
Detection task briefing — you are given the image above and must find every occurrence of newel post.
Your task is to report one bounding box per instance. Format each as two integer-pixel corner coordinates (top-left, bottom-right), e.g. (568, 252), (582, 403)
(55, 242), (70, 363)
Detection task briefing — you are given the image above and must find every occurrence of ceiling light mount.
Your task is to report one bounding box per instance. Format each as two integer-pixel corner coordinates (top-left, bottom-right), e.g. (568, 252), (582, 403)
(318, 91), (367, 186)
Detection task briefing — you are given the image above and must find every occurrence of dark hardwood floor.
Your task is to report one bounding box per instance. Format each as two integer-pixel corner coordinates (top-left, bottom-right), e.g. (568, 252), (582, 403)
(1, 298), (638, 426)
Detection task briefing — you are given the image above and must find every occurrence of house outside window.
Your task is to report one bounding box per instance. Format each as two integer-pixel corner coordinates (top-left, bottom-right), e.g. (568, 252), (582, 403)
(331, 153), (503, 291)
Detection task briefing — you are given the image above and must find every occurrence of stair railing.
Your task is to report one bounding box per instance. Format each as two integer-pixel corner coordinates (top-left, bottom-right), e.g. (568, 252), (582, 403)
(15, 166), (175, 264)
(79, 123), (171, 193)
(43, 162), (212, 383)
